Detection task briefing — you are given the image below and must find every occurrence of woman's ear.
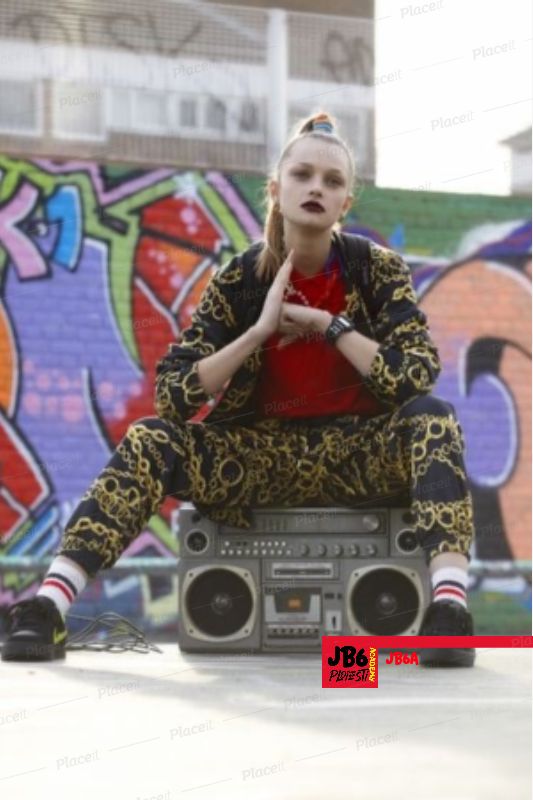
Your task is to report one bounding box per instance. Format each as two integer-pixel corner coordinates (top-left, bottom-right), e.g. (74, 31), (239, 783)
(341, 194), (353, 216)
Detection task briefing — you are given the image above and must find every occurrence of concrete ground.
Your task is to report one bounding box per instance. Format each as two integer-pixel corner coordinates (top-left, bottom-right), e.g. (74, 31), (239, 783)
(0, 646), (530, 800)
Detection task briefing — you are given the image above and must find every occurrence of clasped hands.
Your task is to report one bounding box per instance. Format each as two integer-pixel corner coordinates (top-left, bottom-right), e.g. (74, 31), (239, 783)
(277, 303), (333, 349)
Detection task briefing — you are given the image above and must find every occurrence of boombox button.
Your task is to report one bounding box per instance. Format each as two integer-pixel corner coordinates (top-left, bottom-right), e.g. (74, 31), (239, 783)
(244, 549), (251, 555)
(228, 549), (234, 555)
(220, 549), (227, 555)
(252, 550), (259, 556)
(286, 549), (293, 555)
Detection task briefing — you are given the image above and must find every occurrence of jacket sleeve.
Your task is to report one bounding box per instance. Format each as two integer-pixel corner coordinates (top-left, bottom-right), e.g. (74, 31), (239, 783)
(361, 244), (441, 407)
(154, 256), (242, 424)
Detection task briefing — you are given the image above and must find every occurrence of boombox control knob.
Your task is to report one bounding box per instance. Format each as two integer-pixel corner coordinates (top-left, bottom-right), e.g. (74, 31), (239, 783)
(362, 514), (380, 532)
(297, 543), (310, 556)
(330, 544), (343, 556)
(315, 543), (327, 556)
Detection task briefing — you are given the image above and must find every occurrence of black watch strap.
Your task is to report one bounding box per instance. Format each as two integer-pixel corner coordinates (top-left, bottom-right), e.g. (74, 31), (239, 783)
(325, 314), (354, 345)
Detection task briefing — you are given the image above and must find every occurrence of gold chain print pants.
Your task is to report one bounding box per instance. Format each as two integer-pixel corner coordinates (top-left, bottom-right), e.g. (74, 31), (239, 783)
(57, 394), (475, 577)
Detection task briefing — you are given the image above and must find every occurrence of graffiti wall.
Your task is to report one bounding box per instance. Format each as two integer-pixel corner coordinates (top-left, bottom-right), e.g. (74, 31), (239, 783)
(0, 155), (530, 628)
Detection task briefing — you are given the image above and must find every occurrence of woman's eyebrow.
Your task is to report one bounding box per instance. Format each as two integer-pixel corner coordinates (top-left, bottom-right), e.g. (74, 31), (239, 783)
(293, 162), (344, 176)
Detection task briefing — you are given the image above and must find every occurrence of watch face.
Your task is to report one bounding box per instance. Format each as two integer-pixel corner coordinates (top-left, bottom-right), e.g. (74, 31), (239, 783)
(326, 315), (352, 343)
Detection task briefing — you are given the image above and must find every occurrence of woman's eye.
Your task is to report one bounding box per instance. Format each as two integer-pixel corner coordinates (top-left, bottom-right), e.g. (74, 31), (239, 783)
(293, 171), (341, 185)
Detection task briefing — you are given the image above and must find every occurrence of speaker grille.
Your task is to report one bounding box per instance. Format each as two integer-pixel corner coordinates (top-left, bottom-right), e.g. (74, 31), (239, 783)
(350, 568), (419, 635)
(186, 568), (253, 637)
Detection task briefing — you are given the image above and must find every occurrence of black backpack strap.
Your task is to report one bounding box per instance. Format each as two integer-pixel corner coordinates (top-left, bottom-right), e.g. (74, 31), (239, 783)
(239, 240), (269, 332)
(332, 231), (375, 333)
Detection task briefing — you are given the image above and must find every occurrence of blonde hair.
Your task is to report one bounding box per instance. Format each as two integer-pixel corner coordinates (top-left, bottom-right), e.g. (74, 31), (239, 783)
(254, 110), (359, 282)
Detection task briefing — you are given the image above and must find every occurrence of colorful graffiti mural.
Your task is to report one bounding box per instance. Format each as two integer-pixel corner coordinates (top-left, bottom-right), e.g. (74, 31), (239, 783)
(0, 155), (530, 625)
(420, 227), (531, 562)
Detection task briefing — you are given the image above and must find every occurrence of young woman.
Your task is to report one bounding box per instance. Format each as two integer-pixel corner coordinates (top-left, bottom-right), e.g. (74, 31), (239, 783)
(2, 112), (476, 667)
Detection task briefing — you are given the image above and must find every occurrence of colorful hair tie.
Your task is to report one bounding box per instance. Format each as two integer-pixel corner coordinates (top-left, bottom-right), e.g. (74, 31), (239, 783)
(312, 119), (334, 134)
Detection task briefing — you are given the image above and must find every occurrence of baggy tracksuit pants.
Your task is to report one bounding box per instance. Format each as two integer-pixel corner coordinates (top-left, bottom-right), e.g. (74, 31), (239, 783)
(56, 394), (475, 578)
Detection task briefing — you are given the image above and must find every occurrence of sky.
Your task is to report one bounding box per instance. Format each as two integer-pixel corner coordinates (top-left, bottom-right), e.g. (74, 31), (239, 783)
(374, 0), (531, 194)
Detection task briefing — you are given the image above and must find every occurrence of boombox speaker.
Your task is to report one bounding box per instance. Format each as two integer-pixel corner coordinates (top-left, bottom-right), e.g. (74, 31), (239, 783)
(173, 503), (432, 653)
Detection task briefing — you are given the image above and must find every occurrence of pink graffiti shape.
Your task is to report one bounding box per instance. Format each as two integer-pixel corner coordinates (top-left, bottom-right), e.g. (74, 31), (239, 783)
(0, 182), (47, 278)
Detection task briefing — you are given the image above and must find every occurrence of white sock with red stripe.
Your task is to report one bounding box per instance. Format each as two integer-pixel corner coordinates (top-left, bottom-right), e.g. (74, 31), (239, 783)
(430, 566), (468, 609)
(37, 555), (89, 619)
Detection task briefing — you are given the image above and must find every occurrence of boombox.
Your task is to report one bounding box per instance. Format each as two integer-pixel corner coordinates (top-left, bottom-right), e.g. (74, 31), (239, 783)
(173, 503), (432, 653)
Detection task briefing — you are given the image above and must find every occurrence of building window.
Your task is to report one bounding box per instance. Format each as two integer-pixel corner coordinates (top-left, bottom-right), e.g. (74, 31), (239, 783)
(0, 80), (41, 135)
(108, 87), (132, 130)
(179, 97), (197, 128)
(239, 99), (259, 133)
(205, 98), (226, 133)
(134, 89), (168, 132)
(53, 82), (105, 140)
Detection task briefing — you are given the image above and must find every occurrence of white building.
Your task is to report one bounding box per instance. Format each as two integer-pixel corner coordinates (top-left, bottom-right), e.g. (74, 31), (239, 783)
(500, 128), (532, 196)
(0, 0), (375, 178)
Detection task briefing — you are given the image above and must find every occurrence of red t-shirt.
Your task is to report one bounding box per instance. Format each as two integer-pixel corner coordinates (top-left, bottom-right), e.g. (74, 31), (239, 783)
(253, 251), (383, 419)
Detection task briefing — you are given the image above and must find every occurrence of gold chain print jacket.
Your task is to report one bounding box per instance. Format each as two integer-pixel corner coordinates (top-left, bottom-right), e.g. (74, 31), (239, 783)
(154, 232), (442, 431)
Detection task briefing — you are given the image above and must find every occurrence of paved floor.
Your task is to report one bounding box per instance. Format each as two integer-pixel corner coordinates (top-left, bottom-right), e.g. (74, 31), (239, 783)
(0, 646), (531, 800)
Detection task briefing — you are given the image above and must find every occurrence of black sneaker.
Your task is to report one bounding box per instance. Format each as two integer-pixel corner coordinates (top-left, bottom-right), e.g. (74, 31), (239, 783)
(1, 596), (67, 662)
(418, 599), (476, 668)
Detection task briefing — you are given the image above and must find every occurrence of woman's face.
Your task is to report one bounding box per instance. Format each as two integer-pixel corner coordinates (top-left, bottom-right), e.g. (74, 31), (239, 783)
(271, 137), (352, 232)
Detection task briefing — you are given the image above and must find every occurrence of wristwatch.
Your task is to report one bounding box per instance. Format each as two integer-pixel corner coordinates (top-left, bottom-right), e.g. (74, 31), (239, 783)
(325, 314), (355, 345)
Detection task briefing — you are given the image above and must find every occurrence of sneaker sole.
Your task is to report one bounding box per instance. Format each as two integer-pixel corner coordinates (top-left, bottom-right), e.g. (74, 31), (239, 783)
(1, 640), (66, 662)
(419, 648), (476, 668)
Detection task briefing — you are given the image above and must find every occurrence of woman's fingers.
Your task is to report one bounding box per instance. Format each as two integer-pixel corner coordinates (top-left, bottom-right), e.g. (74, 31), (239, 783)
(276, 257), (294, 298)
(277, 337), (294, 348)
(277, 331), (303, 348)
(278, 249), (294, 274)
